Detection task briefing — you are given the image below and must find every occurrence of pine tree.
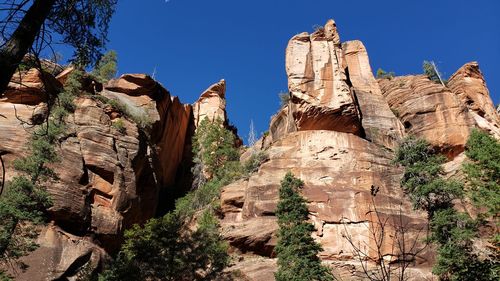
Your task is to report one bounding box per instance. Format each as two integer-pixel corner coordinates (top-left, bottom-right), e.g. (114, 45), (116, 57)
(275, 172), (334, 281)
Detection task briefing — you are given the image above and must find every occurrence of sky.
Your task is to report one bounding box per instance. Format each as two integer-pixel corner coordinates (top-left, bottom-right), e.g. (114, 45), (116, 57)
(99, 0), (499, 143)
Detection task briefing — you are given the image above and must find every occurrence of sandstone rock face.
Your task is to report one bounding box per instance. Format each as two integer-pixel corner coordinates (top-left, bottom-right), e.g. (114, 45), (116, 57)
(379, 75), (473, 157)
(105, 74), (158, 96)
(104, 75), (192, 187)
(0, 73), (192, 279)
(221, 131), (430, 280)
(13, 225), (108, 281)
(2, 68), (61, 105)
(448, 62), (500, 138)
(285, 20), (361, 134)
(342, 40), (405, 148)
(193, 79), (227, 127)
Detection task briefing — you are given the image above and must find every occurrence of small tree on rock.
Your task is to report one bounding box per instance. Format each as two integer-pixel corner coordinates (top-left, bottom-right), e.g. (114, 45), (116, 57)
(275, 172), (334, 281)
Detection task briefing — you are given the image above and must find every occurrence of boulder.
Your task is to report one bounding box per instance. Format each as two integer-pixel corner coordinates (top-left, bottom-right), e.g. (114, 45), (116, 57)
(12, 224), (108, 281)
(285, 20), (361, 134)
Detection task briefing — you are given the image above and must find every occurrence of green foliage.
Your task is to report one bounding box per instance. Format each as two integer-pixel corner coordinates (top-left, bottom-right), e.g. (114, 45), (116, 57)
(193, 118), (239, 180)
(275, 172), (334, 281)
(46, 0), (118, 66)
(376, 68), (395, 79)
(111, 118), (126, 134)
(99, 210), (229, 281)
(55, 68), (85, 118)
(423, 60), (443, 84)
(92, 95), (153, 132)
(92, 50), (118, 83)
(394, 136), (463, 214)
(394, 136), (499, 280)
(0, 117), (60, 274)
(278, 92), (290, 107)
(430, 208), (498, 281)
(463, 129), (500, 219)
(243, 151), (268, 176)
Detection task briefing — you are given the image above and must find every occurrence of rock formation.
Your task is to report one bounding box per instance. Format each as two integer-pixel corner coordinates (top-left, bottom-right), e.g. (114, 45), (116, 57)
(285, 19), (361, 135)
(193, 79), (227, 127)
(1, 18), (499, 281)
(0, 71), (193, 279)
(447, 62), (500, 138)
(342, 40), (405, 148)
(379, 75), (473, 157)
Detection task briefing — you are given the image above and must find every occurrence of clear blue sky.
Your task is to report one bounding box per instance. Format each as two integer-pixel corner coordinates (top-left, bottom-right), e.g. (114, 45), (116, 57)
(102, 0), (500, 142)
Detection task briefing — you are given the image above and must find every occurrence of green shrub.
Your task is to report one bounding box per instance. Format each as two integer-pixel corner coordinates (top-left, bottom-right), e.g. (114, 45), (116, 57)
(92, 95), (153, 132)
(423, 60), (443, 84)
(394, 136), (463, 215)
(99, 211), (228, 281)
(275, 173), (334, 281)
(394, 136), (498, 280)
(192, 118), (239, 180)
(463, 129), (500, 219)
(376, 68), (395, 79)
(111, 119), (126, 134)
(243, 150), (268, 176)
(92, 50), (117, 83)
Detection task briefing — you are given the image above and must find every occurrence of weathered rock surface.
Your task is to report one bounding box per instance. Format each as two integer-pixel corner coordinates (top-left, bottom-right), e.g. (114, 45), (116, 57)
(13, 224), (108, 281)
(447, 62), (500, 138)
(379, 75), (473, 157)
(2, 68), (61, 105)
(342, 40), (405, 148)
(0, 73), (192, 279)
(104, 74), (192, 187)
(193, 79), (227, 127)
(221, 131), (430, 280)
(285, 20), (361, 134)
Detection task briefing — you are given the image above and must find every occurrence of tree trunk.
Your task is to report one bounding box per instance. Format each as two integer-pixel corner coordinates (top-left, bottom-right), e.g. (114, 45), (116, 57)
(0, 0), (56, 95)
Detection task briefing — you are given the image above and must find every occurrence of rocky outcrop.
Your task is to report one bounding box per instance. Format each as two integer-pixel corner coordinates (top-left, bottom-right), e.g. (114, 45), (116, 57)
(193, 79), (227, 127)
(1, 68), (61, 105)
(221, 131), (431, 280)
(447, 62), (500, 138)
(104, 74), (192, 187)
(342, 40), (405, 148)
(379, 75), (473, 157)
(13, 224), (108, 281)
(285, 20), (361, 134)
(0, 72), (192, 279)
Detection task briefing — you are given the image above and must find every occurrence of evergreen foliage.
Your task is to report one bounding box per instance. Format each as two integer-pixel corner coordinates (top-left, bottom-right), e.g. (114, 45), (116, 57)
(376, 68), (395, 79)
(394, 136), (463, 215)
(98, 211), (228, 281)
(275, 172), (334, 281)
(394, 136), (498, 280)
(423, 60), (444, 84)
(192, 118), (239, 181)
(92, 50), (118, 83)
(463, 129), (500, 220)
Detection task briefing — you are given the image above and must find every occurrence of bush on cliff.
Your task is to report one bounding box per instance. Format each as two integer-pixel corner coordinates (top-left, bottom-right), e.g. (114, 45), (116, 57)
(92, 50), (118, 83)
(275, 172), (334, 281)
(394, 136), (498, 280)
(463, 129), (500, 221)
(98, 210), (228, 281)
